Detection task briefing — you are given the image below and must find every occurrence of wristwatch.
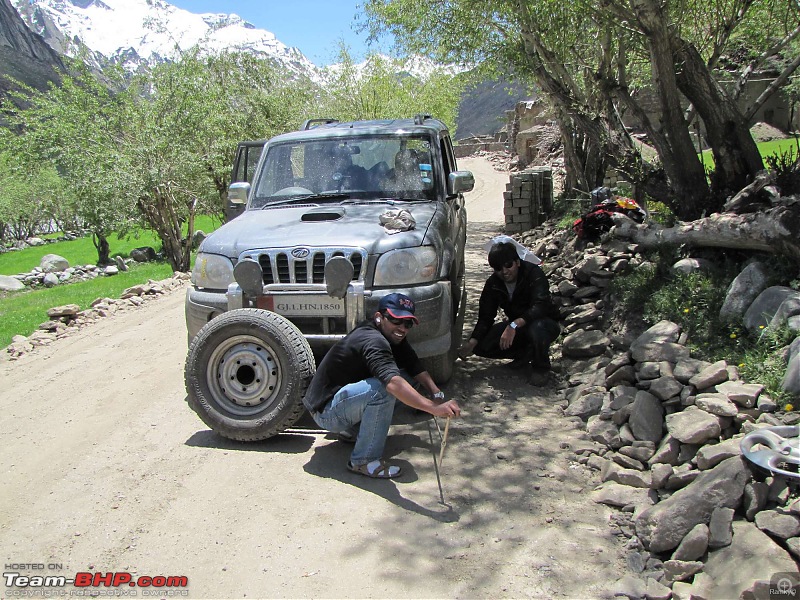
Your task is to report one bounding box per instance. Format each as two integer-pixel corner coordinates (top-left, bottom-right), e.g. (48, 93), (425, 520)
(433, 391), (445, 401)
(509, 321), (519, 330)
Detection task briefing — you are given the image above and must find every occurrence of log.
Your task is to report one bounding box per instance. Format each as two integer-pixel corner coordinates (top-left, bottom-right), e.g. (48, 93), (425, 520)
(611, 203), (800, 262)
(723, 170), (780, 213)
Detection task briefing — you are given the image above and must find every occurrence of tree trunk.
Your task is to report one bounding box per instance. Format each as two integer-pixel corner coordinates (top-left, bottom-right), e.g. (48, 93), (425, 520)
(630, 0), (711, 220)
(93, 232), (111, 265)
(674, 42), (764, 205)
(137, 186), (192, 273)
(611, 204), (800, 261)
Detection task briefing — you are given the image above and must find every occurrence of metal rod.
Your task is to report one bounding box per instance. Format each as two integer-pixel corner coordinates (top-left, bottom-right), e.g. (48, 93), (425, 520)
(438, 417), (451, 467)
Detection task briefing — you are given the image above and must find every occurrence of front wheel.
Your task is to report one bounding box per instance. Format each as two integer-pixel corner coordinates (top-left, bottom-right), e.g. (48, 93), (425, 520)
(422, 287), (467, 384)
(184, 309), (315, 441)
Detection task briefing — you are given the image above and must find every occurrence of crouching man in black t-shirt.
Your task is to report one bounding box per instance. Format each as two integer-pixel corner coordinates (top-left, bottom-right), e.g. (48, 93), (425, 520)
(303, 293), (461, 479)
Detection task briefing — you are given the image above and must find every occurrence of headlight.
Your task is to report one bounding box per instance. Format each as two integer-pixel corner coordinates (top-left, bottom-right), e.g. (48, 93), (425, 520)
(374, 247), (438, 286)
(192, 253), (235, 289)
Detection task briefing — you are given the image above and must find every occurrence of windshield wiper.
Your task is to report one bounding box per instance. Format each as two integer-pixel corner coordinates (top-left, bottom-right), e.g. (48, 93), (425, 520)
(262, 192), (351, 208)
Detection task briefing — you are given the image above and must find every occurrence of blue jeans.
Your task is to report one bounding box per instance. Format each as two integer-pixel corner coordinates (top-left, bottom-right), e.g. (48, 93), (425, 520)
(311, 377), (396, 466)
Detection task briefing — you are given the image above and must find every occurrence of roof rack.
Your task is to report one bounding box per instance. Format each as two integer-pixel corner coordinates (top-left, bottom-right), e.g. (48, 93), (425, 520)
(414, 113), (432, 125)
(301, 118), (340, 130)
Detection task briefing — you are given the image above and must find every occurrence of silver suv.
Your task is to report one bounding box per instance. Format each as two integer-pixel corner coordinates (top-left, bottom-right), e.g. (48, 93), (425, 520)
(184, 115), (474, 440)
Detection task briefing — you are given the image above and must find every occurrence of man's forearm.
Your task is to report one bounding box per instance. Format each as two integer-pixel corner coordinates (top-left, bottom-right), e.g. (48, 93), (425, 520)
(414, 371), (441, 397)
(386, 376), (441, 412)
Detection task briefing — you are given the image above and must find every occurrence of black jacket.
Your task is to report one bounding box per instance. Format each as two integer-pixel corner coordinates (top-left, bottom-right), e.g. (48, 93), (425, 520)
(470, 261), (559, 342)
(302, 320), (424, 413)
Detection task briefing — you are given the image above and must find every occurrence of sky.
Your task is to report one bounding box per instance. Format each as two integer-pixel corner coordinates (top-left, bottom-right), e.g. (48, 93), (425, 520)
(167, 1), (390, 66)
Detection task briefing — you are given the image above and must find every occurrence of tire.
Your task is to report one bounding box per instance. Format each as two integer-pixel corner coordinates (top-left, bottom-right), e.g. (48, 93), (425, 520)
(184, 309), (315, 441)
(423, 284), (467, 384)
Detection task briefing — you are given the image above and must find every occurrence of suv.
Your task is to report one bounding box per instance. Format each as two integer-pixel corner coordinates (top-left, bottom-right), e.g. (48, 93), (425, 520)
(184, 115), (474, 441)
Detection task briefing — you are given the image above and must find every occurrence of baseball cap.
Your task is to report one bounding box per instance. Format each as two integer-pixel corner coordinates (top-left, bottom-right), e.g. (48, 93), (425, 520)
(378, 293), (419, 323)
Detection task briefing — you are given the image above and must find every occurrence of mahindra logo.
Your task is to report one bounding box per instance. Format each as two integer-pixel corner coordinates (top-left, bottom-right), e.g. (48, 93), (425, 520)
(291, 248), (310, 259)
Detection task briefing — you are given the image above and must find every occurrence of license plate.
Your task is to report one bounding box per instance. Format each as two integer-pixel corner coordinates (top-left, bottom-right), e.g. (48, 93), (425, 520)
(257, 293), (345, 317)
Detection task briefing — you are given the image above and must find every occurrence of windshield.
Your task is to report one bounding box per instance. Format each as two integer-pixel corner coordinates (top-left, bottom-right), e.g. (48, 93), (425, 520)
(249, 134), (437, 208)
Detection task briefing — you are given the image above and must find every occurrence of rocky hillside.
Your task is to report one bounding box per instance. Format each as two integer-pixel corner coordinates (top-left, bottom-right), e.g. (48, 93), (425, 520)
(514, 218), (800, 598)
(454, 75), (532, 141)
(0, 0), (64, 110)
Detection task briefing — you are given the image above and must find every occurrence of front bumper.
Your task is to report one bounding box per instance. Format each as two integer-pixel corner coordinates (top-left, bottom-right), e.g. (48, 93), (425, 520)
(185, 281), (453, 358)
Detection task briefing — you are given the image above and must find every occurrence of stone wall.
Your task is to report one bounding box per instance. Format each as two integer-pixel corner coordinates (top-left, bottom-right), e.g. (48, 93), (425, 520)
(454, 141), (507, 158)
(503, 168), (554, 233)
(513, 221), (800, 598)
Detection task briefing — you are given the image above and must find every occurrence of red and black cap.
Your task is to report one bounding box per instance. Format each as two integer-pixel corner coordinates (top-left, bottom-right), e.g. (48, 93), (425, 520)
(378, 293), (419, 323)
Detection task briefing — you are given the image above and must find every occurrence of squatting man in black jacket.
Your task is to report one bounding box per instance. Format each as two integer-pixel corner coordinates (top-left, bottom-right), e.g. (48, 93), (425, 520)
(459, 240), (561, 385)
(303, 293), (461, 479)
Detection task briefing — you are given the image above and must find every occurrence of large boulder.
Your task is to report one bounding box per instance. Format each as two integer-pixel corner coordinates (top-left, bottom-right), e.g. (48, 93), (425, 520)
(0, 274), (25, 291)
(562, 329), (610, 358)
(628, 390), (664, 444)
(782, 337), (800, 396)
(704, 520), (799, 600)
(130, 246), (157, 262)
(744, 286), (800, 333)
(665, 406), (722, 444)
(634, 457), (750, 552)
(40, 253), (69, 273)
(719, 261), (770, 323)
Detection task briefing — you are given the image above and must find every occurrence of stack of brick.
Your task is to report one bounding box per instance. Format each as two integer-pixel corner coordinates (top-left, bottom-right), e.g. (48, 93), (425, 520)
(503, 167), (553, 233)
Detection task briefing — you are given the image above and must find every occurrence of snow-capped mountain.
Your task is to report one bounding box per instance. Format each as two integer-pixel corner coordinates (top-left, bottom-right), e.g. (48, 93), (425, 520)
(10, 0), (319, 78)
(322, 53), (464, 83)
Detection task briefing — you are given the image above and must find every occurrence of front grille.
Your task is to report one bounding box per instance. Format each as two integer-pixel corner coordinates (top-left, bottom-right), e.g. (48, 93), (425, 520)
(255, 248), (366, 285)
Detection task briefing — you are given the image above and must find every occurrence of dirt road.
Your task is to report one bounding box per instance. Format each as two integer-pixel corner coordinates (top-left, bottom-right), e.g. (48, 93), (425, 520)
(0, 156), (626, 599)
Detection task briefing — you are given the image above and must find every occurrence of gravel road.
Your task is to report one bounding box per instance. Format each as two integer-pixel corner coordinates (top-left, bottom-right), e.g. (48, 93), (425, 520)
(0, 156), (626, 599)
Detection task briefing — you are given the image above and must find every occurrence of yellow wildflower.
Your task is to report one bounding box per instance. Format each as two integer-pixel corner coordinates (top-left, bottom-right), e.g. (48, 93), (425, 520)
(786, 403), (795, 412)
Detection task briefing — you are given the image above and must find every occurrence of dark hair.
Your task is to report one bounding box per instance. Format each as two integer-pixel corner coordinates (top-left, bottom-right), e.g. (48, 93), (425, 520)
(488, 242), (519, 270)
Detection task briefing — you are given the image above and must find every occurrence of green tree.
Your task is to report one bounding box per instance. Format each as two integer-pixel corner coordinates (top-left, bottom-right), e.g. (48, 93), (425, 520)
(121, 50), (315, 271)
(2, 51), (315, 271)
(2, 63), (135, 263)
(363, 0), (800, 219)
(0, 149), (51, 242)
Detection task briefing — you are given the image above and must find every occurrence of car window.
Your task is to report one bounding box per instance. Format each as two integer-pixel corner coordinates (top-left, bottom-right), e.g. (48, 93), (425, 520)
(250, 135), (437, 207)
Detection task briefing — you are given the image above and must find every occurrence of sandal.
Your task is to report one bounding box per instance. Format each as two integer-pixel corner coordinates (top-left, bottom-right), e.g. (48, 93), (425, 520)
(347, 459), (402, 479)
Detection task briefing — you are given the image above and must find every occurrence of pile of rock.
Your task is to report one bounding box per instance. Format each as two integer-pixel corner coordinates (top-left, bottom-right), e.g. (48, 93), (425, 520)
(5, 272), (190, 360)
(0, 231), (85, 253)
(0, 248), (159, 292)
(516, 222), (800, 598)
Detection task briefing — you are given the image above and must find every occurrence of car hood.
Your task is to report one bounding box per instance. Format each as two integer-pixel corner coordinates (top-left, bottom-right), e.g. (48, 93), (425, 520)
(200, 201), (439, 258)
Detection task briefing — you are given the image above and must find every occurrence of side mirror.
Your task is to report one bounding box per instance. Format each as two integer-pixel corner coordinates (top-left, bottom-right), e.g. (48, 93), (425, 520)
(228, 182), (251, 205)
(448, 171), (475, 195)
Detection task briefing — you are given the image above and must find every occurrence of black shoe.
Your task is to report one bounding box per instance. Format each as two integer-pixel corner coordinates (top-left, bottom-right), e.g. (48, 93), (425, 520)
(528, 368), (551, 386)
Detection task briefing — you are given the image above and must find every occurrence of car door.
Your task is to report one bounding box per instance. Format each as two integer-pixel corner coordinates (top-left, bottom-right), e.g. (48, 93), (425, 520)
(226, 140), (266, 221)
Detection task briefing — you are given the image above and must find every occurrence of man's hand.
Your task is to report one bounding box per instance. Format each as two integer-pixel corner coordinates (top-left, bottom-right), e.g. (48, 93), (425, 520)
(429, 399), (461, 418)
(458, 338), (478, 360)
(499, 325), (516, 350)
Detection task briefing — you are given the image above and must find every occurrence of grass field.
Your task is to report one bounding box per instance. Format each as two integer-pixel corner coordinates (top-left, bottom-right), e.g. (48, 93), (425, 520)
(0, 215), (222, 349)
(0, 215), (222, 276)
(700, 136), (799, 172)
